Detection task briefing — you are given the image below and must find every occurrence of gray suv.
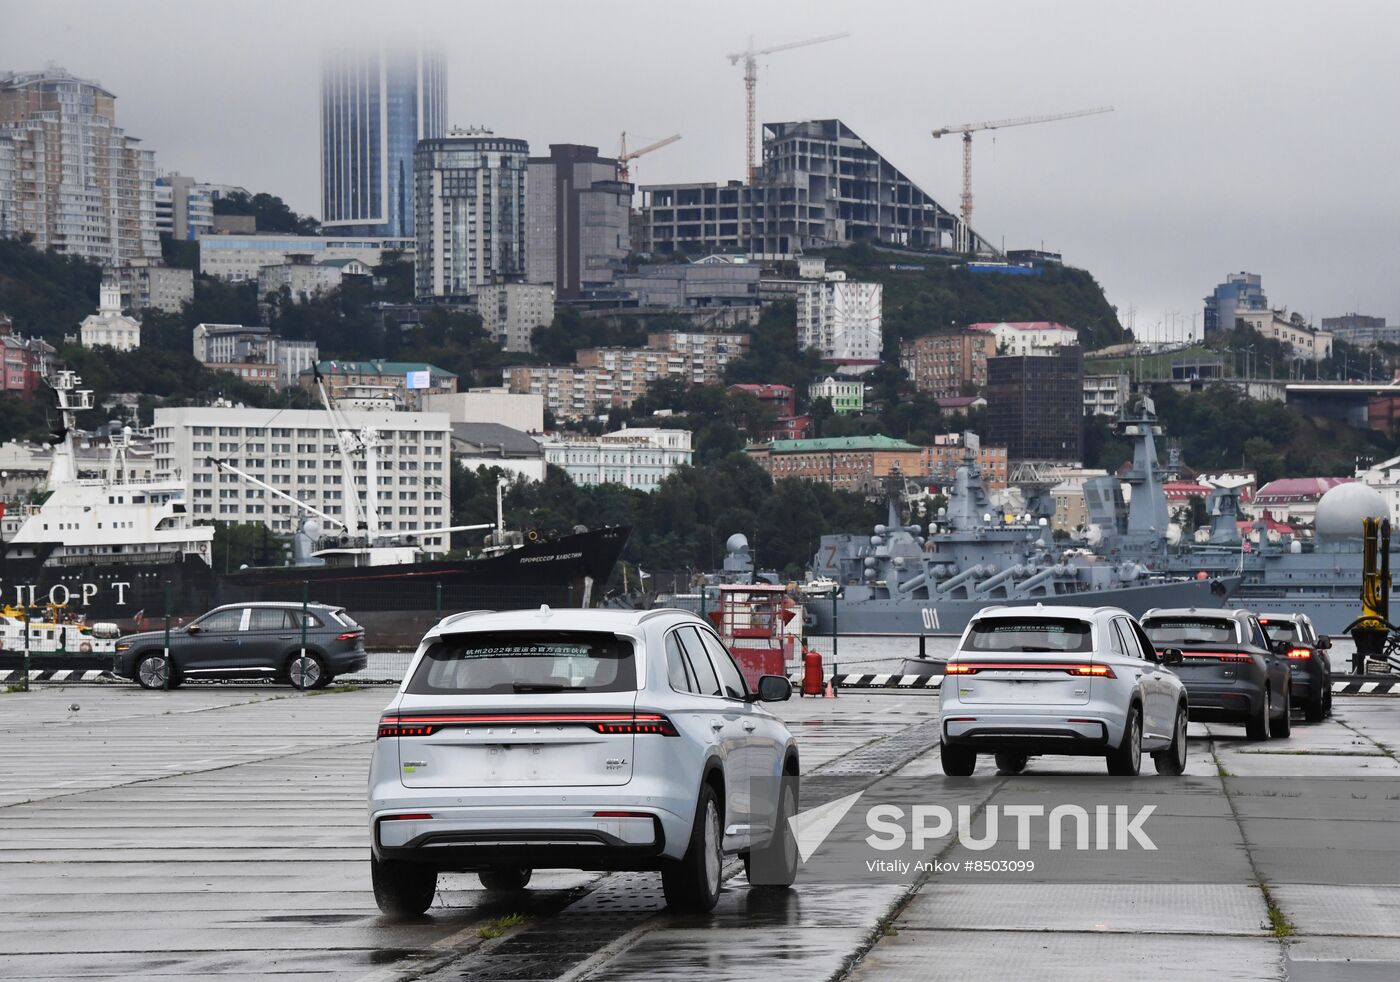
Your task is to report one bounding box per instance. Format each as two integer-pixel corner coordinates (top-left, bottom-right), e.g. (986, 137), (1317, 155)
(115, 602), (367, 689)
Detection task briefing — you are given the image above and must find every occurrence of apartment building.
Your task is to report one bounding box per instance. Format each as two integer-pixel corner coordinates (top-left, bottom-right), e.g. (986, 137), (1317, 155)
(900, 331), (995, 399)
(970, 321), (1079, 355)
(117, 260), (193, 314)
(477, 282), (555, 352)
(747, 435), (921, 493)
(797, 274), (882, 369)
(1083, 373), (1131, 417)
(541, 427), (693, 492)
(151, 406), (452, 550)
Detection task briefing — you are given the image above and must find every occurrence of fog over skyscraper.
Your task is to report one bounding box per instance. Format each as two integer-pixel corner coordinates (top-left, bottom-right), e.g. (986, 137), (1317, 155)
(320, 41), (446, 238)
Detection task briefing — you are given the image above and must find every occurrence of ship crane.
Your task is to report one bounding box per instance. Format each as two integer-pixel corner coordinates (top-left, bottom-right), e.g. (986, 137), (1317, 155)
(931, 105), (1114, 253)
(726, 31), (849, 184)
(617, 132), (681, 184)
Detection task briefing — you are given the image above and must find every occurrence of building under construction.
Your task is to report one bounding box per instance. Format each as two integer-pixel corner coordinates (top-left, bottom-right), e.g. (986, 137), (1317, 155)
(639, 119), (992, 257)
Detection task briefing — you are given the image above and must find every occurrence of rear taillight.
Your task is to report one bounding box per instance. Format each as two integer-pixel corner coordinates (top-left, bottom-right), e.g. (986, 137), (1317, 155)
(1184, 652), (1253, 662)
(945, 662), (1113, 678)
(1287, 648), (1311, 660)
(377, 712), (679, 738)
(337, 631), (363, 641)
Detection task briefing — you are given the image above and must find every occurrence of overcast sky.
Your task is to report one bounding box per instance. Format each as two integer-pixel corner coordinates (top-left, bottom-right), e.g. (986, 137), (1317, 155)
(5, 0), (1398, 340)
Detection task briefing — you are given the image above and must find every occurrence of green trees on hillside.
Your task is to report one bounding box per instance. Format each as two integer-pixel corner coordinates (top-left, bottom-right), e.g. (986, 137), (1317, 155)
(213, 191), (320, 235)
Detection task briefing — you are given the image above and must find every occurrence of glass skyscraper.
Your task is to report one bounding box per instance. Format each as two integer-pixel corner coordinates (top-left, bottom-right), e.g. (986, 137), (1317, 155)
(320, 42), (446, 238)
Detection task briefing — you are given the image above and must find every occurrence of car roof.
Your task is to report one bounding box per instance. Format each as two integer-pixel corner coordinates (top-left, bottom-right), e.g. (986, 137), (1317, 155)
(207, 601), (340, 613)
(1142, 607), (1248, 622)
(422, 606), (707, 641)
(971, 604), (1126, 622)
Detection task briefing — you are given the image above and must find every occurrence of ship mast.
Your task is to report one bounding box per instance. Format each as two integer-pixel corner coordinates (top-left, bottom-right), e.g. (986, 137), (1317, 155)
(312, 367), (365, 538)
(44, 371), (92, 491)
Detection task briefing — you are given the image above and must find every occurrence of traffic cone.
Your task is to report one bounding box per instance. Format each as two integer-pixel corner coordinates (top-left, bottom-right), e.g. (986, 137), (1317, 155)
(824, 676), (835, 698)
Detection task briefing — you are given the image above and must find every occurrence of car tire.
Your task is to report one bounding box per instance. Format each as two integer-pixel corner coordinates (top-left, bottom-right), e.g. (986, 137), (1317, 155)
(135, 652), (178, 690)
(994, 752), (1029, 776)
(1245, 687), (1272, 740)
(478, 867), (532, 891)
(1106, 706), (1142, 776)
(1153, 703), (1188, 776)
(371, 852), (436, 917)
(940, 741), (977, 776)
(745, 772), (799, 890)
(1272, 685), (1292, 738)
(662, 782), (724, 912)
(1305, 681), (1327, 723)
(286, 652), (328, 690)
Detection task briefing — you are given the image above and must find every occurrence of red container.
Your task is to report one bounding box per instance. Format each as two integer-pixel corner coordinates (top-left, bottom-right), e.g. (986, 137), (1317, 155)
(801, 646), (824, 697)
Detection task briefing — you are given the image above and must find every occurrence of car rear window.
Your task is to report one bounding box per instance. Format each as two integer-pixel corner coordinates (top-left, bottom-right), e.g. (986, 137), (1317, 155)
(1142, 618), (1237, 644)
(963, 618), (1093, 653)
(405, 631), (637, 695)
(1258, 619), (1299, 642)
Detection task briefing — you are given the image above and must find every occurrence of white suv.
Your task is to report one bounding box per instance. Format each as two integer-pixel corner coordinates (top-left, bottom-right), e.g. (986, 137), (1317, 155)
(369, 607), (800, 915)
(940, 605), (1190, 777)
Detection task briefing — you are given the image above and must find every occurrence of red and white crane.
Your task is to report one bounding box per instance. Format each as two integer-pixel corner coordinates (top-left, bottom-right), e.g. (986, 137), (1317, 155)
(932, 106), (1114, 253)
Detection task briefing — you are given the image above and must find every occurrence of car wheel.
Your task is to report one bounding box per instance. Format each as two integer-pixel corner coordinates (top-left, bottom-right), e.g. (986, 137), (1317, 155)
(1272, 685), (1292, 738)
(745, 772), (799, 889)
(478, 867), (532, 891)
(1325, 684), (1334, 718)
(1245, 687), (1272, 740)
(136, 653), (178, 690)
(370, 851), (436, 917)
(286, 652), (328, 690)
(994, 752), (1029, 776)
(1106, 706), (1142, 776)
(940, 741), (977, 776)
(1305, 681), (1327, 723)
(1153, 703), (1188, 776)
(662, 782), (724, 912)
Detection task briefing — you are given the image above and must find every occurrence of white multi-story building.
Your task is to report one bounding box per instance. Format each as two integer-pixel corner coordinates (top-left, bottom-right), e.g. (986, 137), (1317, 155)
(258, 258), (371, 302)
(797, 273), (883, 370)
(1235, 310), (1333, 362)
(191, 324), (318, 389)
(151, 406), (452, 550)
(0, 67), (160, 265)
(541, 427), (693, 492)
(79, 278), (141, 351)
(970, 321), (1079, 355)
(1083, 373), (1131, 417)
(198, 234), (410, 281)
(477, 282), (555, 352)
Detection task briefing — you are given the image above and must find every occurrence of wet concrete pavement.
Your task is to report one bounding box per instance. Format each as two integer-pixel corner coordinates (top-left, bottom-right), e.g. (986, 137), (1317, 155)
(1, 685), (1398, 980)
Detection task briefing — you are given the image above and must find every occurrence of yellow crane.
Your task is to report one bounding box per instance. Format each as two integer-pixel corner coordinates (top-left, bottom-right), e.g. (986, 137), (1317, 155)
(727, 32), (849, 184)
(617, 132), (682, 184)
(931, 106), (1114, 253)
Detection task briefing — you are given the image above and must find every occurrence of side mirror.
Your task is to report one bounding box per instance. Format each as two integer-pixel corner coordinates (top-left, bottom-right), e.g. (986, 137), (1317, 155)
(186, 624), (201, 635)
(751, 675), (792, 703)
(1158, 647), (1184, 666)
(1317, 637), (1332, 650)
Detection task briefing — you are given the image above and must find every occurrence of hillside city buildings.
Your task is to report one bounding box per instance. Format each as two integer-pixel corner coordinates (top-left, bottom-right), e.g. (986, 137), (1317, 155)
(78, 277), (141, 350)
(320, 42), (446, 238)
(797, 273), (882, 369)
(0, 67), (159, 264)
(541, 427), (693, 492)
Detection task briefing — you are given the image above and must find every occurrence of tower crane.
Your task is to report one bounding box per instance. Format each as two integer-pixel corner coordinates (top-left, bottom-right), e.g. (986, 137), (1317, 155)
(931, 106), (1114, 253)
(616, 132), (681, 184)
(726, 32), (849, 184)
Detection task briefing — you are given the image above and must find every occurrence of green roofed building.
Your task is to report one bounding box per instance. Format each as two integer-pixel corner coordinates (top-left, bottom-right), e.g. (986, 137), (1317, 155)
(747, 434), (921, 493)
(300, 359), (458, 409)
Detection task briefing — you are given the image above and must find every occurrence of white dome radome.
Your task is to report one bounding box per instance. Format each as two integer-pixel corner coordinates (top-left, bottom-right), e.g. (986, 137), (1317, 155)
(1314, 482), (1387, 540)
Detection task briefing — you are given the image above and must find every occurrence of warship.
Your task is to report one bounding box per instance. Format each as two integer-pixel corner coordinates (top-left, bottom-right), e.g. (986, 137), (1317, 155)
(1088, 399), (1390, 636)
(804, 427), (1240, 636)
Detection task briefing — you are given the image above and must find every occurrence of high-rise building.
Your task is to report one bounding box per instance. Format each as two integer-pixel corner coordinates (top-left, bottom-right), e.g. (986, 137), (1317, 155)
(525, 144), (632, 299)
(797, 273), (883, 370)
(413, 130), (529, 299)
(320, 42), (446, 238)
(986, 347), (1084, 463)
(154, 173), (215, 241)
(1203, 272), (1267, 336)
(640, 119), (985, 257)
(0, 67), (160, 265)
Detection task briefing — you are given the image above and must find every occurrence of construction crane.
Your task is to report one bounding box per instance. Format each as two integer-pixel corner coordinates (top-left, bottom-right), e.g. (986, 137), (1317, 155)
(727, 32), (849, 184)
(931, 106), (1114, 253)
(616, 132), (681, 184)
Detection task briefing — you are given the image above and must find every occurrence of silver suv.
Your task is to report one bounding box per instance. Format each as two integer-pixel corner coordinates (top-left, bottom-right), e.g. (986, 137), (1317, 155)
(368, 607), (799, 916)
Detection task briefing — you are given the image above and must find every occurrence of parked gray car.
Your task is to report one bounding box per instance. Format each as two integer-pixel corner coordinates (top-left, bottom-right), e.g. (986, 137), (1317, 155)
(114, 602), (366, 689)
